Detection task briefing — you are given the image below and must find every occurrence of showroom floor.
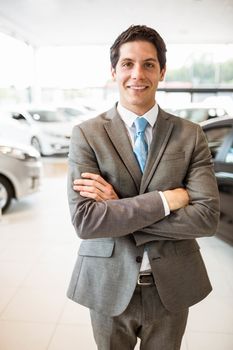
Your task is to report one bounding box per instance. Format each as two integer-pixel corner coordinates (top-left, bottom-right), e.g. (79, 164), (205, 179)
(0, 159), (233, 350)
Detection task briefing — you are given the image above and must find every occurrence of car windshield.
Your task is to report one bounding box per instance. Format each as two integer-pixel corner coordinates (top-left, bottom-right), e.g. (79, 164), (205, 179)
(174, 108), (208, 122)
(29, 110), (67, 123)
(173, 107), (227, 123)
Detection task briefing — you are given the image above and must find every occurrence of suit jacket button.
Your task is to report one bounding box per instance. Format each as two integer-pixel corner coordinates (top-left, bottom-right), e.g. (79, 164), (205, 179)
(136, 256), (142, 263)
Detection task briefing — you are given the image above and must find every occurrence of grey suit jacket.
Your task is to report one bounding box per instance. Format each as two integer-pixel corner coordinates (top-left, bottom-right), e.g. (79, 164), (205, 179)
(67, 105), (220, 316)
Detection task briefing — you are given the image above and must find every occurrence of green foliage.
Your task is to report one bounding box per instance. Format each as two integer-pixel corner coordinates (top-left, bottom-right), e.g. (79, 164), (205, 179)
(166, 58), (233, 85)
(220, 60), (233, 83)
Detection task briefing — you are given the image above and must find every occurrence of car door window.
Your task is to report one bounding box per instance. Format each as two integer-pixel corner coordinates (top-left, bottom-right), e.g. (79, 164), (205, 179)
(226, 142), (233, 163)
(204, 126), (233, 158)
(12, 113), (29, 125)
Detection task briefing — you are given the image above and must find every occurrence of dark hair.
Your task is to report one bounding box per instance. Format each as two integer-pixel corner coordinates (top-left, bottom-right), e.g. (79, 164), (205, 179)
(110, 25), (167, 71)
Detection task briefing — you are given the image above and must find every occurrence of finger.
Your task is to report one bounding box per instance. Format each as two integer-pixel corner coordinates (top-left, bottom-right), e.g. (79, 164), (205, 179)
(79, 191), (102, 202)
(74, 179), (106, 193)
(73, 184), (101, 194)
(73, 184), (107, 199)
(81, 173), (110, 186)
(74, 184), (118, 201)
(73, 174), (119, 201)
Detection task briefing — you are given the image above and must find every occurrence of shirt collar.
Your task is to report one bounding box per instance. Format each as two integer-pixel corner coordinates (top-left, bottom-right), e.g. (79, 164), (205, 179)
(117, 103), (159, 128)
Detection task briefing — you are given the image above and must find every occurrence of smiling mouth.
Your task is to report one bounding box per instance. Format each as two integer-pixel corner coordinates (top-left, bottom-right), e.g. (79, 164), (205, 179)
(128, 85), (148, 90)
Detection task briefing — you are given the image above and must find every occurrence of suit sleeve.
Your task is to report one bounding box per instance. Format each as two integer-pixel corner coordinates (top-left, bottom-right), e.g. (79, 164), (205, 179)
(68, 125), (166, 239)
(133, 125), (220, 244)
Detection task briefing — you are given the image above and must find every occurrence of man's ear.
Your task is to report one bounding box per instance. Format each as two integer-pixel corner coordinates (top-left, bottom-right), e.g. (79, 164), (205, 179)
(111, 67), (116, 81)
(160, 66), (166, 81)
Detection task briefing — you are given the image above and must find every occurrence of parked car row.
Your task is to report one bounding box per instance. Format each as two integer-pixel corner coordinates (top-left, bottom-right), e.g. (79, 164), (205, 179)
(0, 103), (97, 212)
(167, 101), (233, 123)
(0, 104), (96, 156)
(1, 103), (233, 247)
(171, 104), (229, 123)
(0, 103), (98, 213)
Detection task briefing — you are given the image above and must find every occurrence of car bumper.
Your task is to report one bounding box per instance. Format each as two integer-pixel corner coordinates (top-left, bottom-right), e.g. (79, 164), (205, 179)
(14, 160), (43, 199)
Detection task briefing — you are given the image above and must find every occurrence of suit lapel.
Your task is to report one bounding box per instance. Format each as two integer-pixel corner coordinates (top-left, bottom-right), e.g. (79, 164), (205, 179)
(104, 108), (142, 191)
(140, 108), (174, 193)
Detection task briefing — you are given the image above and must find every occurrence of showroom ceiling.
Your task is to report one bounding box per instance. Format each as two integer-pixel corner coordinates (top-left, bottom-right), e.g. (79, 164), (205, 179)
(0, 0), (233, 47)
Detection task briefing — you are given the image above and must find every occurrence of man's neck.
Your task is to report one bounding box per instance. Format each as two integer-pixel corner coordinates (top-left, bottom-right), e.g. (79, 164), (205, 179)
(119, 102), (156, 116)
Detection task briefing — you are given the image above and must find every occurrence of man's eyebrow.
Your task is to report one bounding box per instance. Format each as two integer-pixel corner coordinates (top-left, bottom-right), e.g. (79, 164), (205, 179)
(120, 58), (133, 62)
(120, 58), (157, 62)
(144, 58), (158, 62)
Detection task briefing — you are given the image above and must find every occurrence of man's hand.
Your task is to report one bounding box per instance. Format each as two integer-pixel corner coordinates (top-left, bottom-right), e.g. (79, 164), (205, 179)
(163, 188), (189, 211)
(73, 173), (119, 202)
(73, 172), (189, 209)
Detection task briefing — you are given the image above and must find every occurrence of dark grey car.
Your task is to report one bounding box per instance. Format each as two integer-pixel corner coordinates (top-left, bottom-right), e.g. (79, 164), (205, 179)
(201, 116), (233, 245)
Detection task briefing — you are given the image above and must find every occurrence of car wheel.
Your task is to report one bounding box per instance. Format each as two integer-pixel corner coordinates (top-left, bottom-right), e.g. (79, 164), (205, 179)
(0, 176), (14, 213)
(31, 137), (42, 155)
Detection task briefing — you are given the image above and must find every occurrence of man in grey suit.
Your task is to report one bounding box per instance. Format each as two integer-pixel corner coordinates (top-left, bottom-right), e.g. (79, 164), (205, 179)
(67, 25), (220, 349)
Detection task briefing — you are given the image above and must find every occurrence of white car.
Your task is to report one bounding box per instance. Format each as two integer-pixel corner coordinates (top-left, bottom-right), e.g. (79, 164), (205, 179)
(0, 105), (97, 156)
(0, 110), (39, 148)
(167, 102), (233, 123)
(26, 107), (73, 155)
(26, 105), (97, 155)
(1, 107), (74, 156)
(0, 138), (42, 213)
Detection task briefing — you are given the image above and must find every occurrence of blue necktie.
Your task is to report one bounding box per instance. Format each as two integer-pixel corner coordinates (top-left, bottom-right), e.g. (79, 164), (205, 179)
(133, 117), (148, 172)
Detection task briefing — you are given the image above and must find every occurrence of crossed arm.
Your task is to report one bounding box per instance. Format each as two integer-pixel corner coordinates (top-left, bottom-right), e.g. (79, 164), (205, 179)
(68, 123), (219, 241)
(73, 172), (189, 211)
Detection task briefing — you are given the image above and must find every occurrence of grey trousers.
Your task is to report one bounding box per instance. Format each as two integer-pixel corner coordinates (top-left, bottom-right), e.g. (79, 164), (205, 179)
(90, 285), (188, 350)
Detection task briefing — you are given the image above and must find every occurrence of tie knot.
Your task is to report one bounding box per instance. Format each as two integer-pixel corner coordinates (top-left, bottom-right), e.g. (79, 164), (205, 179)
(134, 117), (148, 134)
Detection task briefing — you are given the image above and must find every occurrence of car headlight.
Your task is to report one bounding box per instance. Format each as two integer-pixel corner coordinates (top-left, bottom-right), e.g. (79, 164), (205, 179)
(0, 146), (40, 161)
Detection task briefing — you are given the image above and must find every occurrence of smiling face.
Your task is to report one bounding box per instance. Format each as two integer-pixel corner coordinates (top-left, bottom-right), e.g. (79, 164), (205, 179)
(111, 40), (166, 116)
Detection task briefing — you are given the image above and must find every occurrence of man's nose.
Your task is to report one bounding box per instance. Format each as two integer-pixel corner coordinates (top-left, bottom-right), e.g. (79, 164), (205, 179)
(131, 64), (145, 79)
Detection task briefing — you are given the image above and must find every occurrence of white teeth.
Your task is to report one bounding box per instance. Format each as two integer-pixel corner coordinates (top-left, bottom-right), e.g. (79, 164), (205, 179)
(130, 86), (146, 90)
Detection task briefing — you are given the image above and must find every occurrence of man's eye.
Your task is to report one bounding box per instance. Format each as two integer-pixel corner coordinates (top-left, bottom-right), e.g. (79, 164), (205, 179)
(145, 62), (155, 68)
(122, 62), (133, 68)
